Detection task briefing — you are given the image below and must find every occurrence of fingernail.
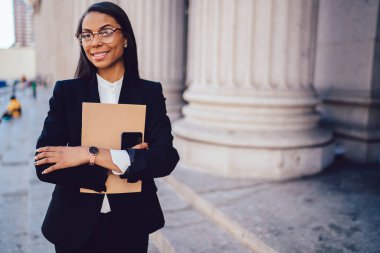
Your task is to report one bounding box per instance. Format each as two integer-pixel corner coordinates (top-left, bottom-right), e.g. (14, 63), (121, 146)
(42, 170), (46, 174)
(35, 149), (39, 152)
(34, 161), (38, 165)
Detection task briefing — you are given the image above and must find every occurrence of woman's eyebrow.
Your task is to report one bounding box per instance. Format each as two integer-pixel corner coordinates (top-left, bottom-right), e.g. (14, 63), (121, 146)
(82, 24), (114, 32)
(99, 24), (114, 29)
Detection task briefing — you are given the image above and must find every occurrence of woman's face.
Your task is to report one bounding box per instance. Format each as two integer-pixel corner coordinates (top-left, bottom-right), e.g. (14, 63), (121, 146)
(81, 12), (126, 72)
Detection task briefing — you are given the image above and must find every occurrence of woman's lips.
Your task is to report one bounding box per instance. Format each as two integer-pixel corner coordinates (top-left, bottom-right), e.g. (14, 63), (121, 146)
(91, 51), (110, 61)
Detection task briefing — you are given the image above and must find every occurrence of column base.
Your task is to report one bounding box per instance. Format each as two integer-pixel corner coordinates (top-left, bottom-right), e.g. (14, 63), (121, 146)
(173, 120), (335, 180)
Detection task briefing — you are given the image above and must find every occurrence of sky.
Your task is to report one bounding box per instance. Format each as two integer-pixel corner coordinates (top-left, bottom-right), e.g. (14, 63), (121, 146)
(0, 0), (15, 48)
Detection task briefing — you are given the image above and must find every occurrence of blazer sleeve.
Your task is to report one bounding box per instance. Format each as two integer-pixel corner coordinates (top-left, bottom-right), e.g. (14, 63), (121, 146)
(120, 82), (180, 181)
(35, 81), (108, 192)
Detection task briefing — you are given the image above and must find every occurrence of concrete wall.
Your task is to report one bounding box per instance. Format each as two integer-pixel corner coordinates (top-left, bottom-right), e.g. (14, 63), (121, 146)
(314, 0), (379, 96)
(314, 0), (380, 163)
(0, 47), (36, 80)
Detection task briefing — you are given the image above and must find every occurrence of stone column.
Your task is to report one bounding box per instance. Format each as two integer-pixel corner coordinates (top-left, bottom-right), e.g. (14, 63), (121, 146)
(119, 0), (186, 121)
(33, 0), (58, 83)
(33, 0), (77, 82)
(314, 0), (380, 164)
(173, 0), (334, 179)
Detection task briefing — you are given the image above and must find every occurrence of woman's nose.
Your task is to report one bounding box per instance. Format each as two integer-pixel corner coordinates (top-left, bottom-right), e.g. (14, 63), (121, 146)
(91, 34), (103, 47)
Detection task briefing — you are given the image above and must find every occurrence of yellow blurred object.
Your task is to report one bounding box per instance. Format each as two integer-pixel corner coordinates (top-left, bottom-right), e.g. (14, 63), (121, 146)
(7, 98), (22, 118)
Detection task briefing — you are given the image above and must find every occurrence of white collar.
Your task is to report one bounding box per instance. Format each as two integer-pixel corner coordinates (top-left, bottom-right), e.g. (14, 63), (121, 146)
(96, 74), (124, 89)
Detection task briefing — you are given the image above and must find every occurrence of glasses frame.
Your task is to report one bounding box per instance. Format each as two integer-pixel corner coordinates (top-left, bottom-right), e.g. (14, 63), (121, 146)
(76, 27), (122, 46)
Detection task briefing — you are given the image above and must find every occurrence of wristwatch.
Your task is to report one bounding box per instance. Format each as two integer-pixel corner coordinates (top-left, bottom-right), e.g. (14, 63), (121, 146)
(88, 146), (99, 166)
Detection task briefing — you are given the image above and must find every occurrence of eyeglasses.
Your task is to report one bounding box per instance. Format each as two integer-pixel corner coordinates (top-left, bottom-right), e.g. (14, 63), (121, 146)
(76, 27), (122, 46)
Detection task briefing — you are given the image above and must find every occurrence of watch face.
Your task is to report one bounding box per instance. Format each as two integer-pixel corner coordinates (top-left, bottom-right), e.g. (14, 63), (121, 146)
(89, 146), (99, 155)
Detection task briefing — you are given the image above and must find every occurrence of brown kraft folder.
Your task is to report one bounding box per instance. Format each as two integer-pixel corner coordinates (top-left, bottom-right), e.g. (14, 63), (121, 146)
(80, 102), (145, 194)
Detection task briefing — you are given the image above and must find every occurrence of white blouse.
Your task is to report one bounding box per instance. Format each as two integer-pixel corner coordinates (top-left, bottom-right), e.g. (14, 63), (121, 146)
(97, 73), (131, 213)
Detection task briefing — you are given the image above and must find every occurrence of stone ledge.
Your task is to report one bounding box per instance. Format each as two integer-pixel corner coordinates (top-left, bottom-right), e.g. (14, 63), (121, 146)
(156, 179), (250, 253)
(162, 176), (277, 253)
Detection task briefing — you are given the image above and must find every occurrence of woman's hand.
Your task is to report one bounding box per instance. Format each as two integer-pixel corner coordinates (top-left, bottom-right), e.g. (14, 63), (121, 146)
(35, 143), (149, 175)
(35, 146), (88, 174)
(131, 142), (148, 149)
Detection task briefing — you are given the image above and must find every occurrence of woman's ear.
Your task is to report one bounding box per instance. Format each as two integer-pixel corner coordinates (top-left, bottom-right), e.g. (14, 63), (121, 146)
(124, 39), (128, 48)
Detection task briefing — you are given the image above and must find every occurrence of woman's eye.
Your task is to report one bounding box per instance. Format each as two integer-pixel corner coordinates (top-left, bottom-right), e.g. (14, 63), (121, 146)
(81, 33), (92, 40)
(100, 29), (113, 37)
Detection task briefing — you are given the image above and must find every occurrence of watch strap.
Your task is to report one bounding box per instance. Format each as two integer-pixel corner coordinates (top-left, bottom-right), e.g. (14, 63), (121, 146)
(89, 153), (96, 166)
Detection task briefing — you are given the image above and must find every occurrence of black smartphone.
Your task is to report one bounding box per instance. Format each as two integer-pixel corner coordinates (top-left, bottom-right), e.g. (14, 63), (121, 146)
(121, 132), (143, 149)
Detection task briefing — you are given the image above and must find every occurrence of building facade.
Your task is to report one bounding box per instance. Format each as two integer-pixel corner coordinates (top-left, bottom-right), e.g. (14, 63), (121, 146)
(13, 0), (34, 47)
(31, 0), (380, 180)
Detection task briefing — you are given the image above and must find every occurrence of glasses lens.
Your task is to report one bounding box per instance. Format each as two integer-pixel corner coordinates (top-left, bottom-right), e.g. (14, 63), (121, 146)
(80, 32), (93, 45)
(77, 29), (117, 46)
(99, 29), (115, 43)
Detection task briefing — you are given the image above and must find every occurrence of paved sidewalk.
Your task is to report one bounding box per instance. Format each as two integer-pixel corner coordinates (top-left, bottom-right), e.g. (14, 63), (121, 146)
(170, 159), (380, 253)
(0, 87), (50, 253)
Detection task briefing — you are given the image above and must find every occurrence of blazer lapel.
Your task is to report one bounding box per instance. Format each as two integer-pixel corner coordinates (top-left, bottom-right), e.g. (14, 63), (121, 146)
(85, 73), (100, 103)
(118, 74), (139, 104)
(69, 74), (100, 146)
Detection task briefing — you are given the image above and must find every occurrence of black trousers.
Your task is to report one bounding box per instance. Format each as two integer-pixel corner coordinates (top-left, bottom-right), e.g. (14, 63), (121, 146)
(55, 213), (149, 253)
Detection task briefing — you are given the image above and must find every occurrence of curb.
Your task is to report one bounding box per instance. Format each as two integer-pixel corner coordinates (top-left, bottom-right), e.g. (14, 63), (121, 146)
(151, 230), (177, 253)
(163, 176), (278, 253)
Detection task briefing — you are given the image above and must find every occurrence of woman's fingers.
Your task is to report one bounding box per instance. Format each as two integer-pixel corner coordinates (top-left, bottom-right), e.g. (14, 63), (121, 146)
(35, 147), (61, 167)
(35, 157), (57, 166)
(35, 151), (57, 161)
(35, 146), (63, 165)
(42, 164), (60, 174)
(131, 142), (149, 149)
(35, 157), (48, 165)
(36, 146), (62, 153)
(35, 146), (88, 173)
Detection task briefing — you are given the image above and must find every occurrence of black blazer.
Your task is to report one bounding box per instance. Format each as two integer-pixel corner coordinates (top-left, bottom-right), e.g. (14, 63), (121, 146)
(35, 73), (180, 250)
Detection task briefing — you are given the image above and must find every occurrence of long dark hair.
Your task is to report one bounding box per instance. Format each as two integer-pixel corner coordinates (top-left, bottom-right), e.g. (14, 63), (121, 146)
(74, 2), (139, 80)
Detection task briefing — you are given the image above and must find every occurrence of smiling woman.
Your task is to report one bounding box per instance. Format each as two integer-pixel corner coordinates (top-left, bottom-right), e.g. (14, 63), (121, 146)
(34, 2), (179, 253)
(74, 3), (140, 83)
(76, 12), (126, 81)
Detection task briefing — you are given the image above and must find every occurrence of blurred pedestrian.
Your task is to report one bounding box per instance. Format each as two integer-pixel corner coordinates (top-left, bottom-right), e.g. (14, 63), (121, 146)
(20, 75), (27, 89)
(0, 95), (22, 123)
(31, 80), (37, 98)
(12, 80), (18, 96)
